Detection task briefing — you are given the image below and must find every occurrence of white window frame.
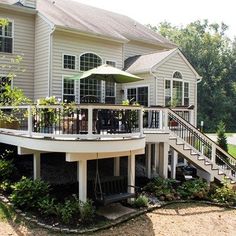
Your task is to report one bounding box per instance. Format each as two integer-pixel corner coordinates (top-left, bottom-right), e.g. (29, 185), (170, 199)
(79, 52), (103, 71)
(62, 53), (77, 71)
(62, 75), (76, 102)
(164, 78), (189, 106)
(124, 84), (150, 107)
(0, 18), (14, 54)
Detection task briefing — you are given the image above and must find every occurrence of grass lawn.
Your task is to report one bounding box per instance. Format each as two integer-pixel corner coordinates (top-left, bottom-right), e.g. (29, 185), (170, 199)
(228, 144), (236, 158)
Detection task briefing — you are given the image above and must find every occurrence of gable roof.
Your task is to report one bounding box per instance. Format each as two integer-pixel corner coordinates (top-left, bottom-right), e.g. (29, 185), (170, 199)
(0, 0), (176, 48)
(125, 49), (177, 74)
(125, 48), (201, 78)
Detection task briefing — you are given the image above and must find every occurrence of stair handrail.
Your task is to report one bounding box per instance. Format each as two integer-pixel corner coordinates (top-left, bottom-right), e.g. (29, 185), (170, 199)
(167, 108), (236, 170)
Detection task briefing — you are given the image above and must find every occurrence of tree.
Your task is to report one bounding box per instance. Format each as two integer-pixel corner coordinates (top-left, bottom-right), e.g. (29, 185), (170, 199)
(217, 121), (228, 152)
(148, 20), (236, 132)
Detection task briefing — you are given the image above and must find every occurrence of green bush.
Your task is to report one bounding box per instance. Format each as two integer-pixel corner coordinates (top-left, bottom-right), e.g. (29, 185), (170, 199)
(0, 159), (15, 181)
(0, 180), (12, 193)
(211, 180), (236, 205)
(10, 177), (50, 210)
(79, 200), (95, 223)
(177, 179), (209, 199)
(38, 195), (57, 216)
(143, 177), (178, 201)
(55, 195), (80, 224)
(133, 195), (149, 208)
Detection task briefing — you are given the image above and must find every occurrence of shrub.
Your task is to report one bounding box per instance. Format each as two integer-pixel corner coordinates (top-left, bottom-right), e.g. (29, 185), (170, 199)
(38, 195), (57, 216)
(177, 179), (209, 200)
(79, 200), (95, 223)
(55, 195), (80, 224)
(133, 195), (149, 208)
(0, 159), (15, 181)
(0, 180), (12, 193)
(143, 177), (178, 201)
(217, 121), (228, 152)
(211, 180), (236, 205)
(10, 177), (50, 210)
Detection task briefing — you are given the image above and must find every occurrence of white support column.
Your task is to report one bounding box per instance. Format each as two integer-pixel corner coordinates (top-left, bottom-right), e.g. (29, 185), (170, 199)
(155, 143), (160, 173)
(211, 144), (216, 164)
(128, 153), (135, 194)
(171, 150), (178, 179)
(33, 152), (41, 180)
(146, 143), (152, 178)
(77, 160), (87, 202)
(114, 157), (120, 176)
(159, 142), (169, 179)
(87, 107), (93, 138)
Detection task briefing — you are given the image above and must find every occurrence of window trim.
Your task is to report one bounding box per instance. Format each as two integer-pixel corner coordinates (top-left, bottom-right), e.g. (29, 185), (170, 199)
(62, 53), (77, 71)
(62, 75), (76, 102)
(164, 78), (190, 106)
(124, 84), (150, 107)
(79, 52), (103, 71)
(0, 18), (14, 54)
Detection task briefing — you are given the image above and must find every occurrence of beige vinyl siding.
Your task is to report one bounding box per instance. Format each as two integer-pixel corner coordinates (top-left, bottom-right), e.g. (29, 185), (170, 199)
(34, 15), (50, 100)
(124, 41), (163, 60)
(0, 8), (35, 99)
(52, 31), (123, 102)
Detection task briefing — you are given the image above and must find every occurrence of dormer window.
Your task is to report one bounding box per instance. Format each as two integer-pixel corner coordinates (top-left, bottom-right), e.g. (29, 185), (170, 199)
(0, 21), (13, 53)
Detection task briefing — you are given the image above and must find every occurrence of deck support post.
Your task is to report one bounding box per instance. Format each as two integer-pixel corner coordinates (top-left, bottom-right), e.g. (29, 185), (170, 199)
(114, 157), (120, 176)
(155, 143), (160, 173)
(33, 152), (41, 180)
(128, 153), (135, 195)
(159, 142), (169, 178)
(171, 150), (178, 179)
(77, 160), (87, 202)
(146, 143), (152, 178)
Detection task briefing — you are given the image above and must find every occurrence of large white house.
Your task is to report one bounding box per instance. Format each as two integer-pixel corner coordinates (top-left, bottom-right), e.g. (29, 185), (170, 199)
(0, 0), (235, 203)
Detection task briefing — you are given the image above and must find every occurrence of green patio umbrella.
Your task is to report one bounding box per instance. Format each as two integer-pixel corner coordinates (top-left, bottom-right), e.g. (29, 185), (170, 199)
(70, 64), (142, 83)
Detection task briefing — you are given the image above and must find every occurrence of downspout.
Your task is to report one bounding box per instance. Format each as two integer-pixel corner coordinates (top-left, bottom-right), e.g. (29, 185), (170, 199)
(150, 67), (157, 106)
(48, 26), (56, 97)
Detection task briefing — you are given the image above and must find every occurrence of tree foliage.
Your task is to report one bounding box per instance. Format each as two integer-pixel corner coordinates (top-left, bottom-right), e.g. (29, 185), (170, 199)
(148, 20), (236, 132)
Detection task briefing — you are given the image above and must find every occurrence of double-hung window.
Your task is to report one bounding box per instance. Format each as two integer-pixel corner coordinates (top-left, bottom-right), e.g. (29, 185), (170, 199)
(127, 86), (148, 106)
(63, 78), (75, 102)
(0, 21), (13, 53)
(63, 55), (76, 70)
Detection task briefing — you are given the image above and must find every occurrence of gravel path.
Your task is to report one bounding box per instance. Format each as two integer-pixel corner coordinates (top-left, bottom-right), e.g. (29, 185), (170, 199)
(0, 203), (236, 236)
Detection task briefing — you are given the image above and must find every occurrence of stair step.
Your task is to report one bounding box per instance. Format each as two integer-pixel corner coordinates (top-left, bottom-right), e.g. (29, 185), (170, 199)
(183, 147), (191, 150)
(205, 162), (212, 166)
(169, 136), (177, 140)
(198, 157), (205, 160)
(191, 152), (199, 156)
(176, 142), (185, 145)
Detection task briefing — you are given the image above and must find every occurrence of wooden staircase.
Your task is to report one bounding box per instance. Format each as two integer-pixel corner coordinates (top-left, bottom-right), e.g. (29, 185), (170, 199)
(167, 109), (236, 183)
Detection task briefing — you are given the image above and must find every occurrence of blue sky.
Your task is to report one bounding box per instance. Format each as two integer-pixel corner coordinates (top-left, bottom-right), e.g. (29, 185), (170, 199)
(75, 0), (236, 40)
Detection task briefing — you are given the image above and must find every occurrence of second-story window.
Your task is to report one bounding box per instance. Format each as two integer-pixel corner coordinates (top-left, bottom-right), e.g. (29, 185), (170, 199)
(80, 53), (102, 101)
(63, 55), (76, 70)
(164, 71), (190, 106)
(0, 21), (13, 53)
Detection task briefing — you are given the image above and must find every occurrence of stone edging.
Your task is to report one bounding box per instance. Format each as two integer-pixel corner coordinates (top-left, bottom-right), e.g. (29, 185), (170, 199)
(0, 194), (235, 234)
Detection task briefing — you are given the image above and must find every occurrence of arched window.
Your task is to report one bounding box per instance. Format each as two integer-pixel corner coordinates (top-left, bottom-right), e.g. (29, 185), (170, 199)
(80, 53), (102, 71)
(173, 71), (183, 79)
(79, 53), (102, 101)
